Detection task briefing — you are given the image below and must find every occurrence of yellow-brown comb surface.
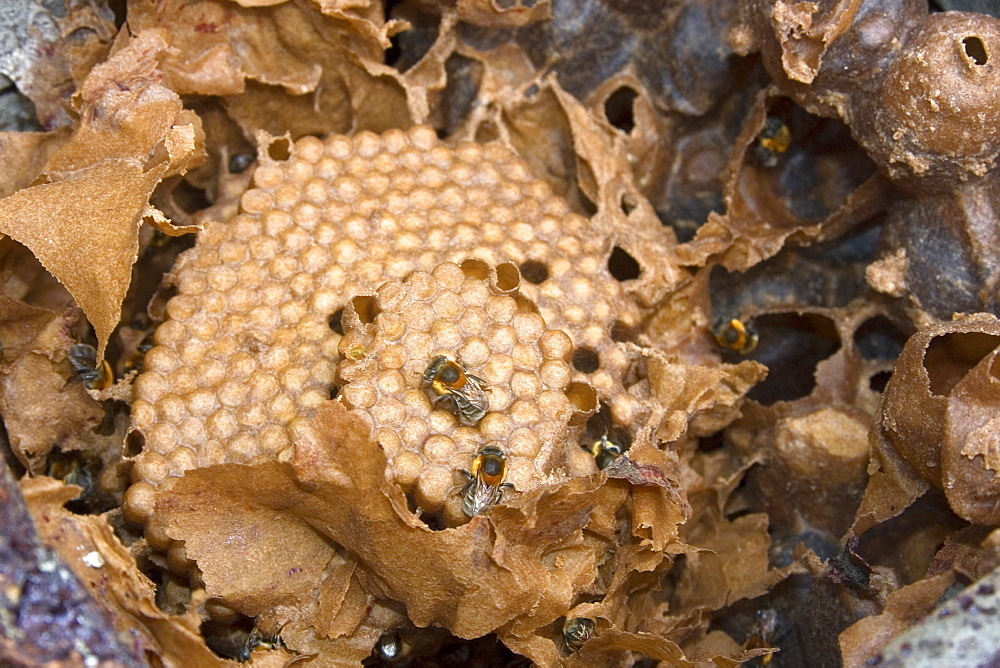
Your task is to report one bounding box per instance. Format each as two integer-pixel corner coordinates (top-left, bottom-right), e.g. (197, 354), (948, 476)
(125, 126), (642, 531)
(337, 260), (599, 523)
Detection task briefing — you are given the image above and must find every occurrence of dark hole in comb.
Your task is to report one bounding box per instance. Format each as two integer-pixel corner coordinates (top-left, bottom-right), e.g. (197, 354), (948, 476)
(572, 347), (600, 373)
(853, 315), (907, 361)
(869, 370), (892, 393)
(604, 86), (637, 134)
(519, 260), (549, 284)
(608, 246), (641, 281)
(419, 510), (446, 531)
(923, 331), (1000, 396)
(384, 33), (402, 67)
(125, 430), (145, 457)
(620, 193), (636, 216)
(964, 35), (988, 65)
(697, 431), (725, 453)
(266, 137), (291, 161)
(328, 308), (345, 335)
(610, 320), (634, 342)
(741, 312), (841, 405)
(172, 180), (212, 214)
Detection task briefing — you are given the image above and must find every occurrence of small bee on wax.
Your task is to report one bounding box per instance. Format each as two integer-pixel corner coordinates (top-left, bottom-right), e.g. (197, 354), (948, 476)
(563, 617), (595, 651)
(237, 627), (287, 663)
(753, 116), (792, 168)
(423, 355), (488, 425)
(581, 403), (631, 470)
(712, 317), (759, 355)
(68, 343), (113, 390)
(460, 445), (513, 517)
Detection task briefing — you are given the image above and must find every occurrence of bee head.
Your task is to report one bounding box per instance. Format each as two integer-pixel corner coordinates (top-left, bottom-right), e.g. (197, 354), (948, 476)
(422, 355), (447, 382)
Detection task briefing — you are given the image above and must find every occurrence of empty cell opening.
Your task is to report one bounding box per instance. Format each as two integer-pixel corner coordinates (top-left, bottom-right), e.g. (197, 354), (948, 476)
(604, 87), (637, 134)
(853, 315), (908, 361)
(608, 246), (641, 281)
(266, 136), (291, 161)
(519, 260), (549, 284)
(418, 510), (446, 531)
(697, 431), (725, 453)
(460, 258), (490, 280)
(620, 193), (637, 216)
(572, 347), (600, 373)
(439, 54), (483, 136)
(94, 402), (118, 436)
(172, 179), (212, 214)
(740, 312), (841, 405)
(493, 262), (520, 292)
(403, 490), (446, 530)
(610, 320), (634, 343)
(328, 307), (345, 335)
(125, 430), (145, 457)
(383, 0), (439, 72)
(964, 36), (988, 65)
(351, 295), (380, 324)
(869, 370), (892, 393)
(565, 382), (598, 425)
(0, 81), (43, 131)
(384, 32), (402, 67)
(923, 331), (1000, 396)
(383, 0), (404, 66)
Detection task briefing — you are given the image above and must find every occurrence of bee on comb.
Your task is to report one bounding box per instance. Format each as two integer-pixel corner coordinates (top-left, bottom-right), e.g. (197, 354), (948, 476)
(68, 343), (113, 390)
(459, 445), (514, 517)
(563, 617), (595, 651)
(712, 317), (759, 355)
(581, 404), (631, 470)
(422, 355), (488, 425)
(752, 116), (792, 168)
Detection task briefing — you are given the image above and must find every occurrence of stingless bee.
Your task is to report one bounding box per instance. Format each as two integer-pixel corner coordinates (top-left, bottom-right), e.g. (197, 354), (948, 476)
(563, 617), (595, 651)
(581, 404), (631, 470)
(237, 627), (287, 663)
(744, 608), (779, 665)
(423, 355), (488, 425)
(68, 343), (113, 390)
(752, 116), (792, 168)
(589, 433), (626, 470)
(460, 445), (513, 517)
(711, 317), (759, 355)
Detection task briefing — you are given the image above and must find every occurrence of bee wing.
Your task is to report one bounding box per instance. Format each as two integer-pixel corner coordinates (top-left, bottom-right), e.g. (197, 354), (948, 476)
(450, 388), (488, 425)
(467, 381), (489, 408)
(464, 479), (504, 516)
